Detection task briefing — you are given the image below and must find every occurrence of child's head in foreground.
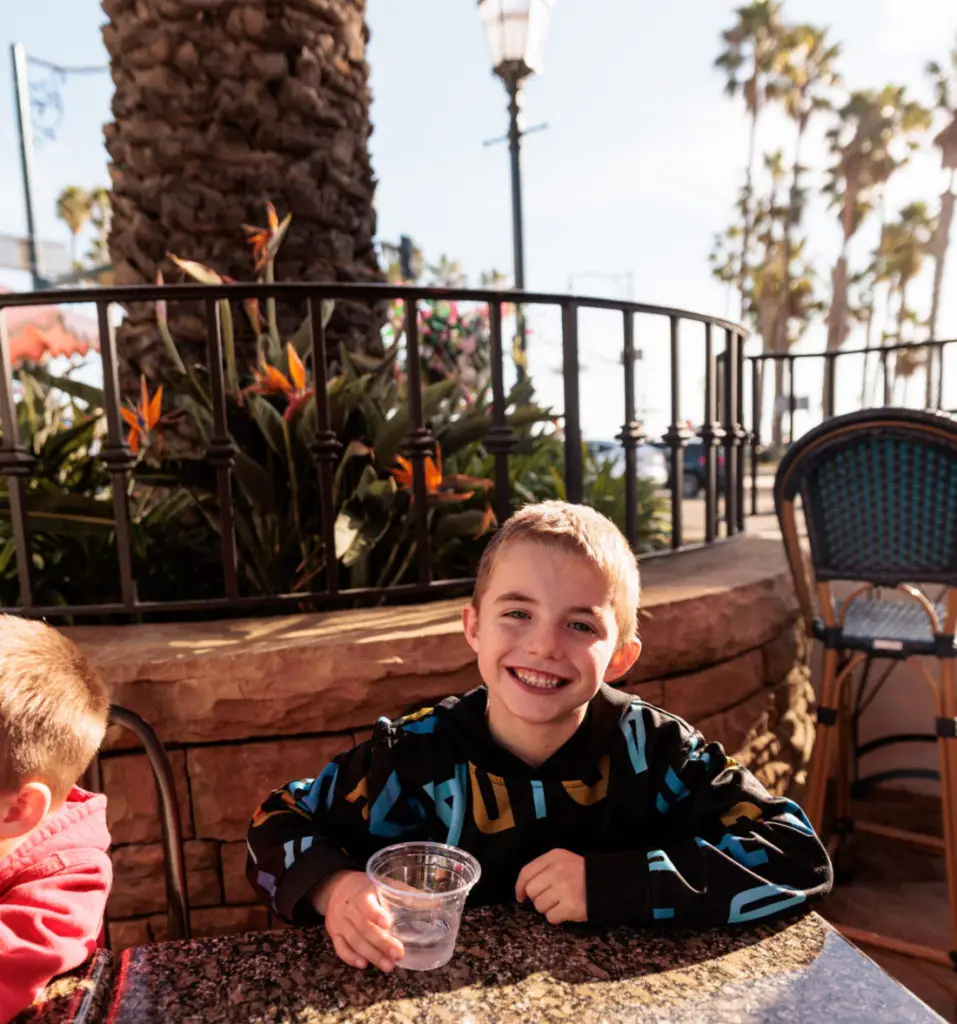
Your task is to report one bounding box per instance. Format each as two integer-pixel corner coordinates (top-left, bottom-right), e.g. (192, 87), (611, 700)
(0, 615), (108, 849)
(462, 501), (642, 760)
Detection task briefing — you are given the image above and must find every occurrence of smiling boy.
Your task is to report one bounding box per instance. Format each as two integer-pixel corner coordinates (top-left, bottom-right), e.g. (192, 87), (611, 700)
(247, 501), (832, 972)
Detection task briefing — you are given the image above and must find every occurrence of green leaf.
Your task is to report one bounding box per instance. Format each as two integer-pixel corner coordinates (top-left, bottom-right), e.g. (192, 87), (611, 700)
(333, 439), (374, 505)
(232, 452), (277, 515)
(0, 492), (115, 535)
(25, 367), (105, 409)
(374, 378), (457, 472)
(247, 395), (287, 460)
(434, 507), (491, 541)
(334, 508), (364, 563)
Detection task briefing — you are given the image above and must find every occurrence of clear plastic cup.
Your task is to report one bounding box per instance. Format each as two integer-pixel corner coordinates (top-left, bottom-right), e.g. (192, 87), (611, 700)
(366, 841), (481, 971)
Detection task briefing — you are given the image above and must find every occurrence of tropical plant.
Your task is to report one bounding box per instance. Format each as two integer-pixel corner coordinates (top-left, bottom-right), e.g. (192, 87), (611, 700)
(715, 0), (786, 319)
(130, 204), (558, 596)
(821, 86), (931, 409)
(927, 41), (957, 405)
(0, 368), (220, 614)
(872, 202), (936, 393)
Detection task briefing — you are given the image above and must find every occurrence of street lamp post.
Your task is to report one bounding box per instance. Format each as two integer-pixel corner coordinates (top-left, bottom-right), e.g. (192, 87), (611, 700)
(478, 0), (555, 380)
(9, 42), (110, 290)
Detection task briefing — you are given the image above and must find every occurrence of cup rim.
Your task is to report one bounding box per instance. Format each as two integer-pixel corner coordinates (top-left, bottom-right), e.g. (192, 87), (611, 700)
(366, 840), (482, 901)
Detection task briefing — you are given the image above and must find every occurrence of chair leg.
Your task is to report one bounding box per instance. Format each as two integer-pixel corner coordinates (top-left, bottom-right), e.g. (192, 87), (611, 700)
(805, 648), (840, 834)
(831, 671), (857, 876)
(937, 658), (957, 966)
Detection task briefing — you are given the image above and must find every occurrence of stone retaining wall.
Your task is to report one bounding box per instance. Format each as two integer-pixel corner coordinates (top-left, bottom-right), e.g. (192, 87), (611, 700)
(68, 536), (814, 950)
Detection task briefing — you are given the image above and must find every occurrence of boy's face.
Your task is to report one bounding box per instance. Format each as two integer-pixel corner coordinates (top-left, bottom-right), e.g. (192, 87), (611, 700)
(462, 539), (640, 761)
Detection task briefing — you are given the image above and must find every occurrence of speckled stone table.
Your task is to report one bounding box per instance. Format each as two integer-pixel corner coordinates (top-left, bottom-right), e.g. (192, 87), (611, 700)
(103, 906), (943, 1024)
(13, 950), (115, 1024)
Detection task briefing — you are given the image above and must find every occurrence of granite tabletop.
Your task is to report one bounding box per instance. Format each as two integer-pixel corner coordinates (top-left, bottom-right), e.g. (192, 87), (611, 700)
(98, 906), (942, 1024)
(13, 950), (115, 1024)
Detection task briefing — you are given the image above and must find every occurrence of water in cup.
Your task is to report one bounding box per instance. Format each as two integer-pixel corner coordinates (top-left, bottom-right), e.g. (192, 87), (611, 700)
(366, 841), (481, 971)
(389, 910), (457, 970)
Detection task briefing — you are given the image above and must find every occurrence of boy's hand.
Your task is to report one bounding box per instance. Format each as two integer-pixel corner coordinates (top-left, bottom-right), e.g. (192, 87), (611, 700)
(311, 870), (405, 971)
(515, 849), (587, 924)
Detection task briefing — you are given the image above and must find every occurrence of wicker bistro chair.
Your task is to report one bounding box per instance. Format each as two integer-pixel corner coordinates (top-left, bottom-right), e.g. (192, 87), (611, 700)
(85, 705), (191, 942)
(774, 407), (957, 969)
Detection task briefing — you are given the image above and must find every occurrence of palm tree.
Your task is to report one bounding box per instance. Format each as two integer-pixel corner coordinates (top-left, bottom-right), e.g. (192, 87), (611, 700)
(715, 0), (785, 320)
(821, 86), (931, 409)
(877, 201), (936, 393)
(927, 43), (957, 406)
(55, 186), (91, 268)
(101, 0), (383, 382)
(773, 25), (840, 361)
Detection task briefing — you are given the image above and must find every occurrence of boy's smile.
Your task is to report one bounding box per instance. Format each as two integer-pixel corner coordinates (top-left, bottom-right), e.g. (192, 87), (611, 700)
(462, 539), (640, 765)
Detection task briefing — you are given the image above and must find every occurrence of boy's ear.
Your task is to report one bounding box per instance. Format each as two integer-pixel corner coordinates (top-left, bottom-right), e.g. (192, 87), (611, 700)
(462, 604), (480, 656)
(0, 782), (52, 839)
(604, 639), (642, 682)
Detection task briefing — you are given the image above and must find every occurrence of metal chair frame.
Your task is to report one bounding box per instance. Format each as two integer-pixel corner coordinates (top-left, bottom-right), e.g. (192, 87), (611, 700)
(86, 705), (191, 942)
(774, 408), (957, 970)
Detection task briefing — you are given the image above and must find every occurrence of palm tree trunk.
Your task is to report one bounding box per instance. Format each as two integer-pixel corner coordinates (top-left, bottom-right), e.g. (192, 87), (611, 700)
(926, 173), (955, 407)
(859, 296), (874, 408)
(102, 0), (384, 388)
(775, 119), (806, 366)
(823, 252), (848, 413)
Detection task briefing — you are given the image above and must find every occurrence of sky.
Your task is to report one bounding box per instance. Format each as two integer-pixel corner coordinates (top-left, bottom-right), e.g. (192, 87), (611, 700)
(1, 0), (955, 438)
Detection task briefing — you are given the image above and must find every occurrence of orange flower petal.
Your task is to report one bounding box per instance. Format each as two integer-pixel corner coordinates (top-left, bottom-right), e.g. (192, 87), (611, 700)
(127, 427), (141, 454)
(266, 201), (278, 233)
(286, 343), (306, 392)
(147, 385), (163, 429)
(139, 375), (149, 413)
(120, 407), (139, 429)
(424, 456), (442, 494)
(257, 363), (292, 393)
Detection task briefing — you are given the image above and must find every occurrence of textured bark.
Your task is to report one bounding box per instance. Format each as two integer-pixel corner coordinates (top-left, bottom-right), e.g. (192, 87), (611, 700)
(101, 0), (384, 385)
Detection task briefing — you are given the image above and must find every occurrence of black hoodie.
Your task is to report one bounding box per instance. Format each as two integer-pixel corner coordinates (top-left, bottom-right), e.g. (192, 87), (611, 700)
(246, 685), (832, 928)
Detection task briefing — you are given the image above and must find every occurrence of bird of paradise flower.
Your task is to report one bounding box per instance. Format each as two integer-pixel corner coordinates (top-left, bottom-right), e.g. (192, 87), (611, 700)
(246, 343), (314, 421)
(120, 376), (164, 455)
(390, 443), (497, 536)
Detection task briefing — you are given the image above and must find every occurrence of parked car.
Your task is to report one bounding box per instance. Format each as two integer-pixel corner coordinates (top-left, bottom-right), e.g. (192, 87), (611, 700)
(652, 439), (726, 498)
(584, 440), (669, 488)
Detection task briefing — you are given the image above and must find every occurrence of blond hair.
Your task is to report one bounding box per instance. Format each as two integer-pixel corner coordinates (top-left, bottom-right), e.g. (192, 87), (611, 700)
(0, 615), (109, 802)
(472, 501), (640, 647)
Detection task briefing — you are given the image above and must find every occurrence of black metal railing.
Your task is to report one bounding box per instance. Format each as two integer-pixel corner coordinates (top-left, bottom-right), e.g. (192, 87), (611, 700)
(0, 282), (749, 621)
(748, 337), (956, 515)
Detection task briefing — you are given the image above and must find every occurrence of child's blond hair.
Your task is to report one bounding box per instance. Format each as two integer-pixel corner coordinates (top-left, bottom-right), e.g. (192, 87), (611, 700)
(472, 501), (640, 648)
(0, 616), (109, 803)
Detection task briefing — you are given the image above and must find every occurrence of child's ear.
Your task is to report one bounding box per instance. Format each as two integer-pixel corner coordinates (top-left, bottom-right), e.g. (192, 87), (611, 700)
(0, 782), (52, 839)
(604, 639), (642, 682)
(462, 603), (480, 656)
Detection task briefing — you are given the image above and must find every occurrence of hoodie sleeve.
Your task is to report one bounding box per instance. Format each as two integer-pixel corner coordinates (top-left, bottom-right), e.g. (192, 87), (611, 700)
(246, 717), (427, 925)
(0, 851), (112, 1024)
(585, 703), (833, 928)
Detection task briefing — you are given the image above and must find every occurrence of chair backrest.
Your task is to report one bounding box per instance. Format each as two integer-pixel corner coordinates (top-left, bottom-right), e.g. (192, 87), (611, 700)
(775, 408), (957, 590)
(86, 705), (191, 942)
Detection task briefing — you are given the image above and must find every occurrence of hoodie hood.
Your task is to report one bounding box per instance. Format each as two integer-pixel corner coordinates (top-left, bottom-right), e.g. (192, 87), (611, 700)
(0, 786), (110, 894)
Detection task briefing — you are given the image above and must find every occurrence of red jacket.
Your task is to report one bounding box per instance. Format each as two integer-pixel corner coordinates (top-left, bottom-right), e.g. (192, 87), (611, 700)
(0, 786), (111, 1024)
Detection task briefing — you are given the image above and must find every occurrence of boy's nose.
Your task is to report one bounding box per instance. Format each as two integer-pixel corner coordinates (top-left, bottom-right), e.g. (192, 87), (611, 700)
(524, 622), (564, 660)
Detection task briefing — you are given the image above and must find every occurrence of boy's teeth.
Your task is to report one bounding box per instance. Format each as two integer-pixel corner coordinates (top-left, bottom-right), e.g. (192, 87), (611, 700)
(513, 668), (565, 689)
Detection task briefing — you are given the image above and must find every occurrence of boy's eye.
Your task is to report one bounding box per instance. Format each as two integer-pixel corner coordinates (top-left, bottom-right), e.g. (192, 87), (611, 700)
(569, 621), (597, 634)
(503, 609), (531, 620)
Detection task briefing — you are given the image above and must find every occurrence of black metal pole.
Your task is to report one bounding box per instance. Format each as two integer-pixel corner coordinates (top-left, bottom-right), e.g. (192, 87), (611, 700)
(503, 70), (528, 381)
(11, 44), (41, 290)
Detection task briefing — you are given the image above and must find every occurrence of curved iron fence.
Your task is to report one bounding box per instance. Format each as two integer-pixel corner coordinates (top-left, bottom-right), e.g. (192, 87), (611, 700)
(0, 283), (749, 620)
